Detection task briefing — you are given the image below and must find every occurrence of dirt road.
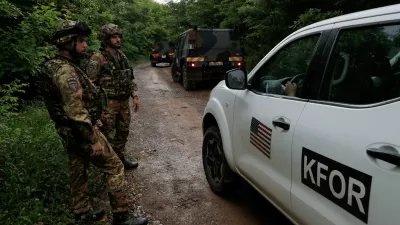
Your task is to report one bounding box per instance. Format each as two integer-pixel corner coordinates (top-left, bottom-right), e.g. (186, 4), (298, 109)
(124, 62), (293, 225)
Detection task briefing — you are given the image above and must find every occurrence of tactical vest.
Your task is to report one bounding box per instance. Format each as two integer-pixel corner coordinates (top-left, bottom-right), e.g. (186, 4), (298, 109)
(98, 50), (134, 99)
(39, 55), (107, 127)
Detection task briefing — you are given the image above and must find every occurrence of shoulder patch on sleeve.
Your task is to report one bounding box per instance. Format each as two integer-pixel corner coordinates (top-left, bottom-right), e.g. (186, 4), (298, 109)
(87, 59), (100, 71)
(67, 74), (80, 91)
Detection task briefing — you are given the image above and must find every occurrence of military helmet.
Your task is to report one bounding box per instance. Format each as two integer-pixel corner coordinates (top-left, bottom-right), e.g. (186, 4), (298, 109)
(99, 23), (122, 44)
(54, 20), (92, 45)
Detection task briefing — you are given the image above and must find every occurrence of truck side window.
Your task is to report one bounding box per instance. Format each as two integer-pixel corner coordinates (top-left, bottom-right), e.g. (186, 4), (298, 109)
(251, 34), (320, 96)
(322, 24), (400, 105)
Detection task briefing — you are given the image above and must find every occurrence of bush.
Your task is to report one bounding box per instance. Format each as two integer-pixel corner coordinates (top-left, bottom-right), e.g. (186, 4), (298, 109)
(0, 1), (59, 82)
(0, 105), (73, 225)
(0, 80), (28, 117)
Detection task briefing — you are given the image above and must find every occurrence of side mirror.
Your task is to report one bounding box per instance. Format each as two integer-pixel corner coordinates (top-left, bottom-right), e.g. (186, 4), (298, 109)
(225, 68), (248, 90)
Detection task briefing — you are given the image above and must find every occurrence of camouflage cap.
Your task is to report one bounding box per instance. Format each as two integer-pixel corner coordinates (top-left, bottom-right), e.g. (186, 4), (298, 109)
(99, 23), (122, 43)
(54, 20), (92, 44)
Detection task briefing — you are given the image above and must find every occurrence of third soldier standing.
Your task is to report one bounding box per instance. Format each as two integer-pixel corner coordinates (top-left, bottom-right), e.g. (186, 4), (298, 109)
(86, 23), (139, 170)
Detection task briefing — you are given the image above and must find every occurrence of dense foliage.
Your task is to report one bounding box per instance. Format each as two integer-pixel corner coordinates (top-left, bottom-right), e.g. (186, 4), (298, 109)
(167, 0), (399, 69)
(1, 0), (399, 224)
(1, 0), (399, 87)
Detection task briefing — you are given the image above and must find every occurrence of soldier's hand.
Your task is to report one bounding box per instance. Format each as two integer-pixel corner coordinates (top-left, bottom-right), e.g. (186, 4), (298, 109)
(91, 141), (103, 156)
(133, 97), (140, 113)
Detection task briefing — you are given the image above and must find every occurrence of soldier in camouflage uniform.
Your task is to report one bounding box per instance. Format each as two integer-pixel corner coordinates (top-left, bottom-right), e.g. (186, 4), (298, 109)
(39, 20), (147, 225)
(86, 23), (139, 170)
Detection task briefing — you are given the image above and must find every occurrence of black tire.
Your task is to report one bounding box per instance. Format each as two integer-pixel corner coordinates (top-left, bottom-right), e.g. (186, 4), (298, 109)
(182, 64), (196, 91)
(171, 62), (180, 83)
(202, 126), (238, 195)
(151, 63), (156, 67)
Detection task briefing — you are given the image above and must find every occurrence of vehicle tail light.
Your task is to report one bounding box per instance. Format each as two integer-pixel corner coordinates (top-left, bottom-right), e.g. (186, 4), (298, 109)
(152, 54), (160, 58)
(233, 62), (243, 67)
(188, 62), (201, 67)
(168, 53), (174, 56)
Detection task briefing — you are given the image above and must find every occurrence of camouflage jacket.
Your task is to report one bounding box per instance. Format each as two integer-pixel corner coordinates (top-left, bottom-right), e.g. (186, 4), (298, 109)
(86, 49), (137, 99)
(40, 53), (107, 144)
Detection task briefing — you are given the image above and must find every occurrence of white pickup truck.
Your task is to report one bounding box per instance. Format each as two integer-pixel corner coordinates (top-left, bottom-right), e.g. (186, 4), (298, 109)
(202, 4), (400, 225)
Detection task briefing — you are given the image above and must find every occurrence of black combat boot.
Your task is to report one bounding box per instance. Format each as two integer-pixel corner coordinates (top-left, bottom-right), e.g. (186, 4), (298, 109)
(113, 213), (148, 225)
(75, 209), (105, 223)
(121, 156), (138, 170)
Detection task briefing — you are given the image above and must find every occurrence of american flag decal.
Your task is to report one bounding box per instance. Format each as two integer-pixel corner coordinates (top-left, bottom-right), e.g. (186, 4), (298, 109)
(250, 117), (272, 158)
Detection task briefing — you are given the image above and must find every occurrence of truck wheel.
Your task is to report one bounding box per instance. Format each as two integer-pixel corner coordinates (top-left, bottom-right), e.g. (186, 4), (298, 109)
(202, 126), (239, 195)
(182, 65), (196, 91)
(171, 62), (180, 83)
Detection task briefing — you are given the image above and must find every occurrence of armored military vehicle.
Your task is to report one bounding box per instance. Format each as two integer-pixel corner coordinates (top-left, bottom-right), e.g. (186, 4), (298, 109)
(171, 26), (244, 90)
(150, 41), (175, 67)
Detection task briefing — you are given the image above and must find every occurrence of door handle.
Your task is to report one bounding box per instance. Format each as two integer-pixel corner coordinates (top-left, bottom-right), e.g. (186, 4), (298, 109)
(272, 119), (290, 131)
(367, 147), (400, 166)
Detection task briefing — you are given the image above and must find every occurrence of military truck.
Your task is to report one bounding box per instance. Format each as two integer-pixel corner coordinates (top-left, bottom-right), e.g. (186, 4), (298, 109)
(171, 26), (244, 90)
(150, 41), (175, 67)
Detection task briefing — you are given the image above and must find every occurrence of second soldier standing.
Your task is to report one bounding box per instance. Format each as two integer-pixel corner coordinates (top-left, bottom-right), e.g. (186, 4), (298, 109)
(39, 20), (148, 225)
(86, 24), (139, 169)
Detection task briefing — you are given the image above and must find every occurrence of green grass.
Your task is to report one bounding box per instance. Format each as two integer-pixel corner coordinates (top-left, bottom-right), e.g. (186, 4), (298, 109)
(0, 105), (73, 225)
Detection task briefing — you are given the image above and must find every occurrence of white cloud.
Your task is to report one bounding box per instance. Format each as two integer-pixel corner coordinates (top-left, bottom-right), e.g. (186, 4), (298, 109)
(153, 0), (169, 4)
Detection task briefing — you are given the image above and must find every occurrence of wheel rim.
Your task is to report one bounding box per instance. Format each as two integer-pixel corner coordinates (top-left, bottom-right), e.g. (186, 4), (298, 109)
(205, 136), (224, 184)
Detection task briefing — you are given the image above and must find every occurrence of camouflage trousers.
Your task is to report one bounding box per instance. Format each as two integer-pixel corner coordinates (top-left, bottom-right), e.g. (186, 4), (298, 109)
(58, 126), (129, 215)
(100, 99), (131, 158)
